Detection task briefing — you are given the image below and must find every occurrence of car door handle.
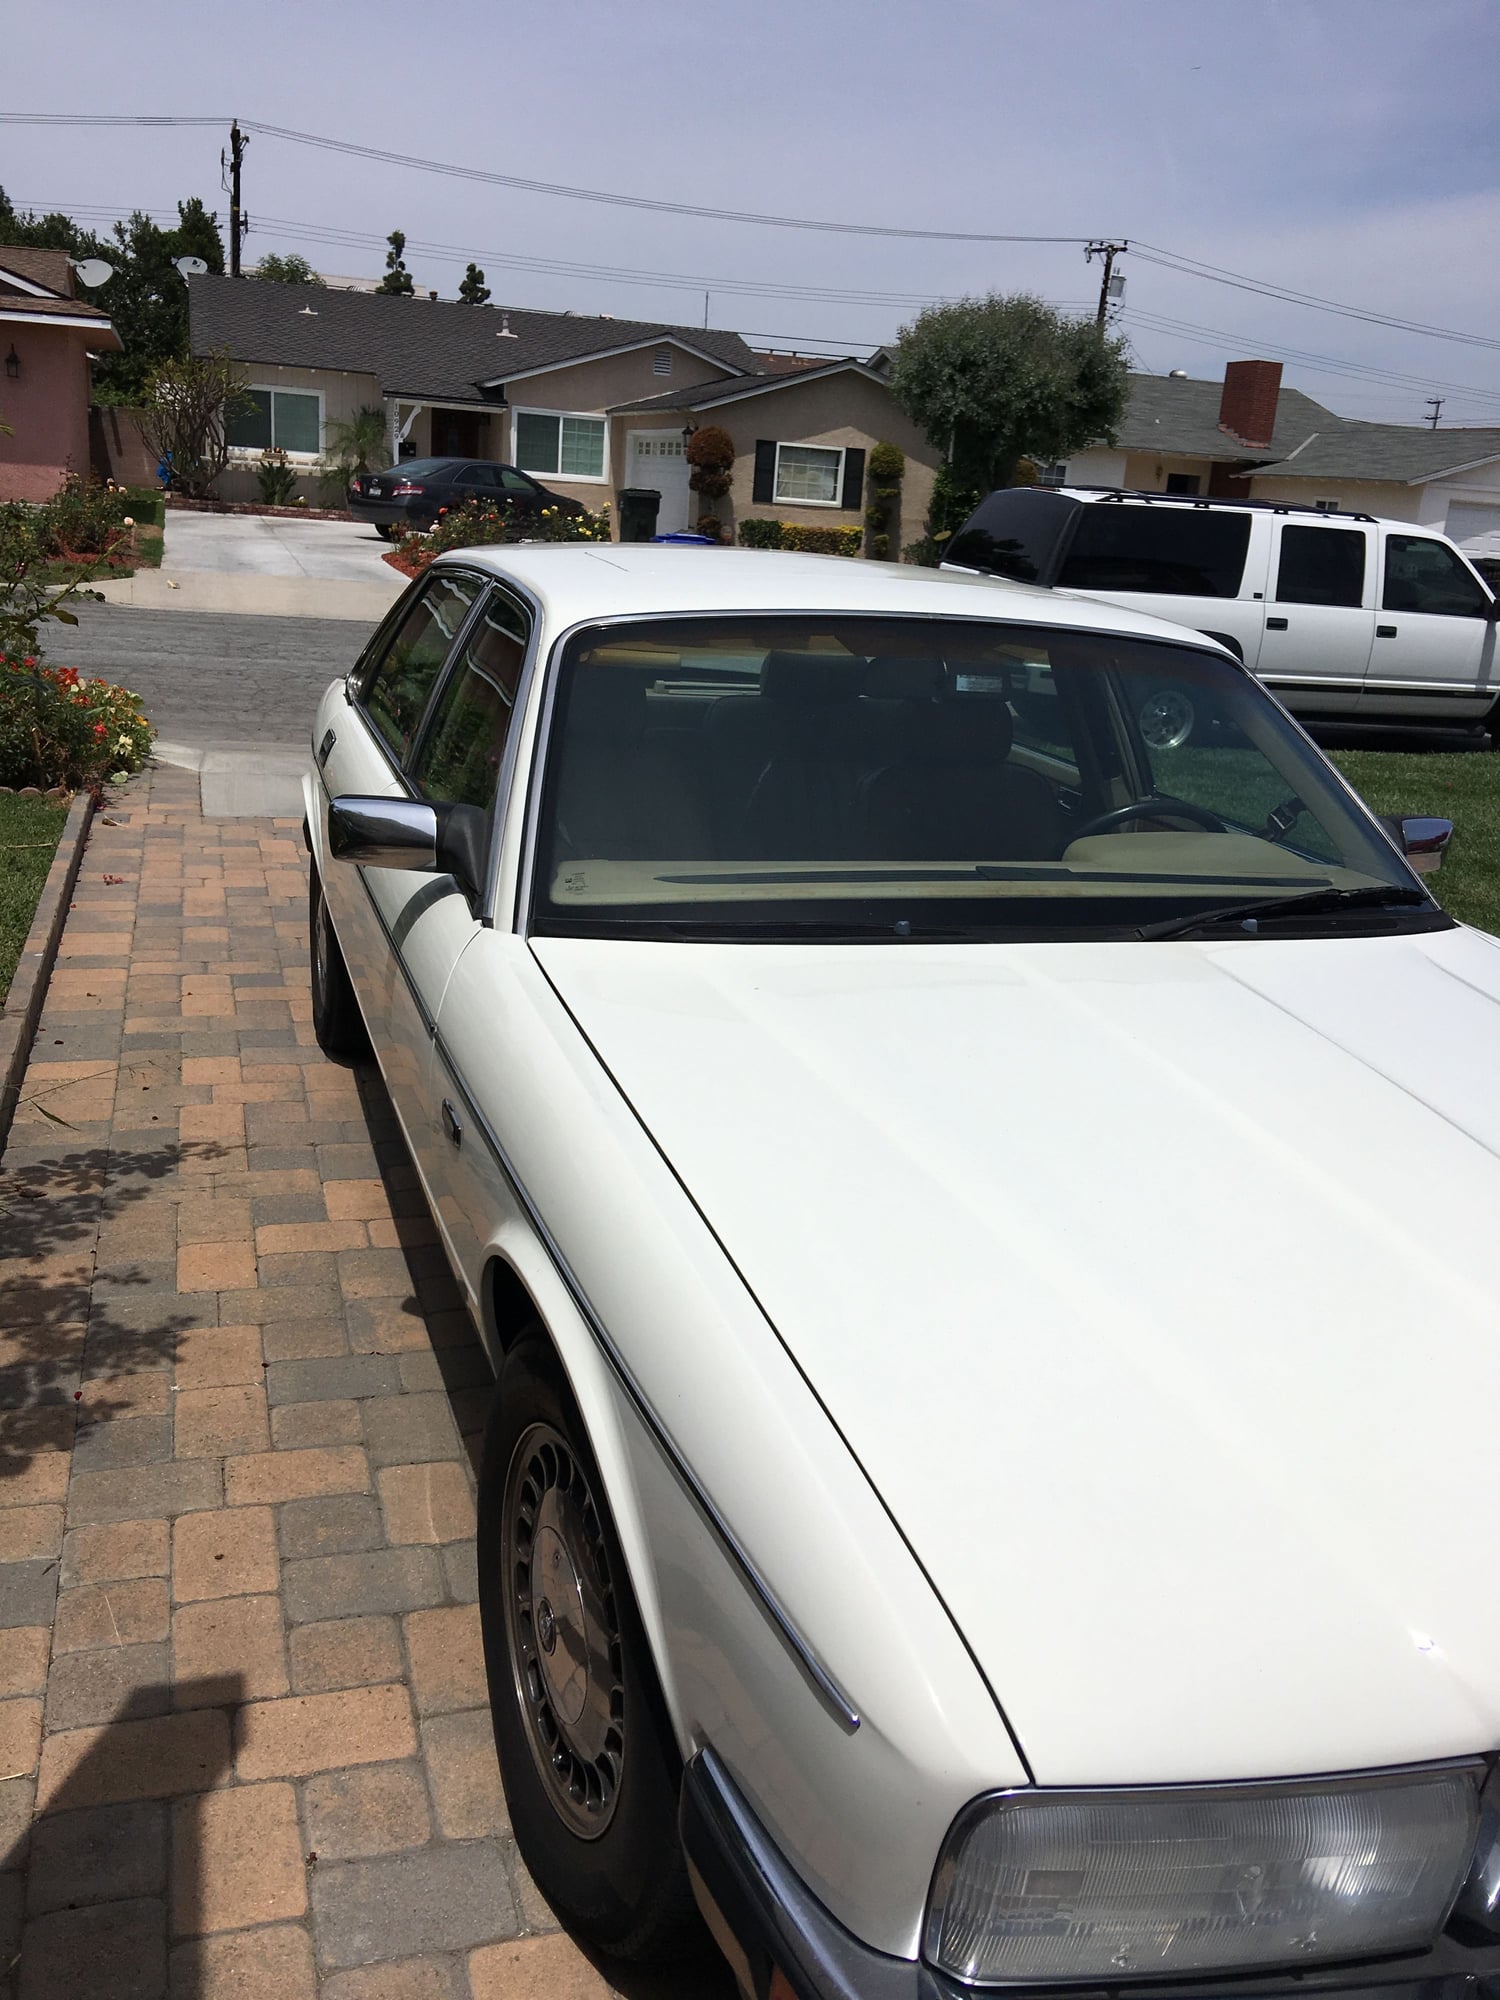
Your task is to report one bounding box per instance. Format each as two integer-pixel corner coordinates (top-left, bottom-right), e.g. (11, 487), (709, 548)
(1377, 624), (1398, 638)
(1265, 617), (1289, 630)
(317, 727), (337, 768)
(441, 1099), (462, 1149)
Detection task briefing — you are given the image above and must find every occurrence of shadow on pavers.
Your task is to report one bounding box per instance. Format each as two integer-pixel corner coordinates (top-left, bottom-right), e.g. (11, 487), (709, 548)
(10, 1676), (245, 1996)
(0, 1140), (233, 1480)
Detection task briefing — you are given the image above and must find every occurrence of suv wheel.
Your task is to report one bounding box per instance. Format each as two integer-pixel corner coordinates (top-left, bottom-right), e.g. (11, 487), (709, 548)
(1139, 688), (1196, 751)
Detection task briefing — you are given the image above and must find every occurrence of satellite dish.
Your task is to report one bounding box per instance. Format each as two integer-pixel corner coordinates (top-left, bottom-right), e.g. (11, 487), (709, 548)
(72, 258), (114, 289)
(175, 255), (209, 279)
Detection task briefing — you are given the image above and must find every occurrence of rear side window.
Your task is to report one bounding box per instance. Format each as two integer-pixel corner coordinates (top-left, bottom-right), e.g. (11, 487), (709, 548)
(944, 488), (1079, 583)
(1384, 535), (1490, 617)
(362, 571), (482, 762)
(1058, 507), (1251, 598)
(1276, 525), (1367, 608)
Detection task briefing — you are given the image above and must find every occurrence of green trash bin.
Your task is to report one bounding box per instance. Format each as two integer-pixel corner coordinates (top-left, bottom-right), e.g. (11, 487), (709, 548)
(618, 488), (661, 543)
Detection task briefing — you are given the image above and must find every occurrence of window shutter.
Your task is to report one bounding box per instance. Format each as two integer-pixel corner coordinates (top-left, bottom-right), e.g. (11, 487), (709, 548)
(840, 447), (865, 511)
(753, 440), (776, 505)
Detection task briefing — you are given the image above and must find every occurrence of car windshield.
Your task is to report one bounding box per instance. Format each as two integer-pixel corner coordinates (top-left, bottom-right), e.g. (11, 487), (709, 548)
(531, 615), (1434, 941)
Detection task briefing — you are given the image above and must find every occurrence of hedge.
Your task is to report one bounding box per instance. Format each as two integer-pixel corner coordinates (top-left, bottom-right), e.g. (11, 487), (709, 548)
(736, 519), (863, 558)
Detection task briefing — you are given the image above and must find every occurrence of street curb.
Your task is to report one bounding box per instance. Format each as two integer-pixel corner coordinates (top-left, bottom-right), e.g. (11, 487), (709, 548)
(0, 791), (95, 1159)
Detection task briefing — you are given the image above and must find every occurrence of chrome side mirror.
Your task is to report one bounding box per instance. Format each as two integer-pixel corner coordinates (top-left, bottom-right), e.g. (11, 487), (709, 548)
(1378, 814), (1453, 875)
(328, 797), (438, 871)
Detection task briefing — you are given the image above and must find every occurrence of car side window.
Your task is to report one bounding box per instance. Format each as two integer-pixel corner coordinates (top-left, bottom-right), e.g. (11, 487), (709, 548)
(461, 464), (502, 490)
(1275, 526), (1366, 608)
(409, 590), (530, 816)
(1383, 535), (1489, 617)
(361, 571), (483, 763)
(500, 468), (537, 495)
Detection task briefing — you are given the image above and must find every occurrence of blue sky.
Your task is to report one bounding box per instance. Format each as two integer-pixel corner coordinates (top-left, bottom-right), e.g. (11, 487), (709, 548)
(6, 0), (1499, 423)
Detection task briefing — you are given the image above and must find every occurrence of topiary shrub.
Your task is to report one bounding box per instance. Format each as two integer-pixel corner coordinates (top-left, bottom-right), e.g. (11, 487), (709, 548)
(685, 424), (735, 503)
(863, 442), (904, 559)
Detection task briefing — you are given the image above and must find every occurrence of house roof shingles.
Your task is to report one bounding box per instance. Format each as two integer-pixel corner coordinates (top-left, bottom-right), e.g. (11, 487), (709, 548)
(610, 357), (882, 415)
(1251, 422), (1500, 484)
(0, 246), (77, 296)
(1111, 371), (1337, 463)
(188, 274), (757, 405)
(0, 247), (117, 340)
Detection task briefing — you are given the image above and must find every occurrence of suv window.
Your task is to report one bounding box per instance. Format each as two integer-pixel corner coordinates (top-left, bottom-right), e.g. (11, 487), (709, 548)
(1276, 525), (1366, 608)
(1383, 535), (1489, 617)
(362, 571), (482, 762)
(410, 592), (529, 812)
(1058, 506), (1252, 598)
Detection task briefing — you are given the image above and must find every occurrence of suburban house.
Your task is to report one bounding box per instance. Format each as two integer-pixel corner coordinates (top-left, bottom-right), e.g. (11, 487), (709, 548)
(188, 275), (939, 545)
(1065, 359), (1500, 556)
(0, 247), (120, 502)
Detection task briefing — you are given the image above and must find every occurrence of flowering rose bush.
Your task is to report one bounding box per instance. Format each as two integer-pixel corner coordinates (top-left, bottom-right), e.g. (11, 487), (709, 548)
(393, 499), (611, 574)
(0, 655), (154, 789)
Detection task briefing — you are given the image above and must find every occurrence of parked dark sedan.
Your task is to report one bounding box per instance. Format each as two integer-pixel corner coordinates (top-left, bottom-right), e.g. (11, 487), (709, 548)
(347, 459), (585, 537)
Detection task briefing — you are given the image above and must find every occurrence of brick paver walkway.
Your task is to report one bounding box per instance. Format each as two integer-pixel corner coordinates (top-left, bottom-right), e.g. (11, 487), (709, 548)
(0, 766), (714, 1999)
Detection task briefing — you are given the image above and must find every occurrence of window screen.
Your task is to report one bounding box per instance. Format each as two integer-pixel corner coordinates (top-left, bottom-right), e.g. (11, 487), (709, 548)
(1383, 535), (1489, 617)
(361, 572), (482, 762)
(1276, 526), (1366, 607)
(1058, 506), (1252, 598)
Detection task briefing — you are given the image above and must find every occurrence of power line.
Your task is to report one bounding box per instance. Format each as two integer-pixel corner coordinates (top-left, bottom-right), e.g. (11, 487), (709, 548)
(0, 112), (1107, 246)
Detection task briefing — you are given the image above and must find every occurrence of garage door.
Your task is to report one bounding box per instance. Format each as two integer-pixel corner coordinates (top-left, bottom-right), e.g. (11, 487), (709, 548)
(1445, 501), (1500, 549)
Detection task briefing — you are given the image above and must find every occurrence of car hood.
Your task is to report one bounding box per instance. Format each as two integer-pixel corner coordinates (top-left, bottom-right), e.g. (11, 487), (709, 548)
(532, 926), (1500, 1786)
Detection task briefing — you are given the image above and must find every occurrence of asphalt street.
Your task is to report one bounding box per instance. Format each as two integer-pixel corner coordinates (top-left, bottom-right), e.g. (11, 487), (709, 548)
(61, 602), (372, 751)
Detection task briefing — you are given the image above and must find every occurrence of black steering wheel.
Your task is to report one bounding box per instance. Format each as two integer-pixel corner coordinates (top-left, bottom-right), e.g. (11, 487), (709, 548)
(1073, 796), (1228, 840)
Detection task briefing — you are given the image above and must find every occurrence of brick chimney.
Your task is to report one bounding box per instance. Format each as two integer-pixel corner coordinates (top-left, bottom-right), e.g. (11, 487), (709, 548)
(1218, 359), (1283, 448)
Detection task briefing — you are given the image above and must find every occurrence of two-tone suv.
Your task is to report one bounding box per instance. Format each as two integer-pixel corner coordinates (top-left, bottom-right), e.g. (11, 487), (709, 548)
(943, 487), (1499, 743)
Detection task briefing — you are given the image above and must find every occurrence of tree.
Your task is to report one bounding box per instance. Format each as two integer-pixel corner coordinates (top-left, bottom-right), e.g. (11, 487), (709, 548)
(458, 263), (490, 306)
(137, 349), (249, 498)
(890, 294), (1128, 499)
(252, 251), (324, 286)
(0, 186), (108, 261)
(378, 231), (415, 297)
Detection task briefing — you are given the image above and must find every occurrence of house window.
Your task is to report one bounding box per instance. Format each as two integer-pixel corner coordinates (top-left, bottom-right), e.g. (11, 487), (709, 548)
(652, 347), (672, 377)
(513, 410), (607, 481)
(1033, 462), (1067, 488)
(226, 387), (321, 456)
(1313, 498), (1342, 512)
(1164, 472), (1201, 495)
(774, 443), (845, 506)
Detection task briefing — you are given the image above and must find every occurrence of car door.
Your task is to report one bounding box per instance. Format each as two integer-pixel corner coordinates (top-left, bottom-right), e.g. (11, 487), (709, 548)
(316, 568), (487, 1075)
(454, 463), (503, 507)
(1255, 521), (1373, 717)
(498, 466), (546, 514)
(1053, 503), (1269, 666)
(1358, 528), (1498, 721)
(395, 586), (532, 1245)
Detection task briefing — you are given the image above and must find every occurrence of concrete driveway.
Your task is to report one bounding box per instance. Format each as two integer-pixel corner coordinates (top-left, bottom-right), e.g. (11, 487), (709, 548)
(96, 515), (406, 624)
(161, 513), (395, 583)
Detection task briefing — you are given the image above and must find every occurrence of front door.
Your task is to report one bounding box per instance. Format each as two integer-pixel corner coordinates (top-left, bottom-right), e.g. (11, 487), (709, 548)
(432, 409), (486, 458)
(1256, 521), (1374, 717)
(1357, 528), (1498, 721)
(627, 430), (691, 534)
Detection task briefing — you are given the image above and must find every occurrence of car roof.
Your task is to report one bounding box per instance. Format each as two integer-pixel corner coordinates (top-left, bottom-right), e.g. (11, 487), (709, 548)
(430, 544), (1236, 653)
(1056, 486), (1390, 525)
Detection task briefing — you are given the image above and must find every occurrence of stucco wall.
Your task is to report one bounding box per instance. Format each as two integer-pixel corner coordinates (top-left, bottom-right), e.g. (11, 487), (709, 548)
(1245, 474), (1419, 520)
(217, 363), (383, 504)
(0, 325), (93, 503)
(713, 374), (939, 550)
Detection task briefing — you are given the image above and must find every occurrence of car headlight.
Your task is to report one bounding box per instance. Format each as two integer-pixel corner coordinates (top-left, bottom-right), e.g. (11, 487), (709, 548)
(925, 1765), (1481, 1987)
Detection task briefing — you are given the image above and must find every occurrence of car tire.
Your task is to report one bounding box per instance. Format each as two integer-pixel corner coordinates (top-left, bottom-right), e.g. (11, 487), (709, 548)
(477, 1334), (703, 1962)
(374, 524), (396, 542)
(309, 867), (368, 1059)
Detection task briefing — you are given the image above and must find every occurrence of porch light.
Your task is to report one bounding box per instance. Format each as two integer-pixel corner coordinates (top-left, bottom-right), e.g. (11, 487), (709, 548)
(4, 347), (18, 381)
(681, 422), (697, 443)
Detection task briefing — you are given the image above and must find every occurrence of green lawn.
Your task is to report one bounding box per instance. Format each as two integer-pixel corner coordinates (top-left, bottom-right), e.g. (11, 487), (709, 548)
(1332, 749), (1500, 935)
(0, 794), (67, 1007)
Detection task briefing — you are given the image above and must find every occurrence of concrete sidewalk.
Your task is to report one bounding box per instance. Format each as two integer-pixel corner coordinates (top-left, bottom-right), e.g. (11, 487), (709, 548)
(0, 764), (723, 1998)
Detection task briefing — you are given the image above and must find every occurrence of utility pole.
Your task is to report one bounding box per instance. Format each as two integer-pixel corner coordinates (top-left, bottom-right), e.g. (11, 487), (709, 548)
(1085, 241), (1128, 330)
(223, 121), (249, 277)
(1426, 396), (1444, 429)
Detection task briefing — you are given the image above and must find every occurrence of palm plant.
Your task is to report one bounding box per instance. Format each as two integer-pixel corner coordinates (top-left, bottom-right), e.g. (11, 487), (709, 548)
(321, 406), (390, 502)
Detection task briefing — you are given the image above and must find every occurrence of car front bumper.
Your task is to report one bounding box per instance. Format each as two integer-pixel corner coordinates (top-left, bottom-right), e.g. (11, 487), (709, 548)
(680, 1750), (1500, 2000)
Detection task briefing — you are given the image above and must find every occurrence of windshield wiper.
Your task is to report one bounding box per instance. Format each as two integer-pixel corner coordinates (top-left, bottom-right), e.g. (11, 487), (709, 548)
(1139, 883), (1434, 941)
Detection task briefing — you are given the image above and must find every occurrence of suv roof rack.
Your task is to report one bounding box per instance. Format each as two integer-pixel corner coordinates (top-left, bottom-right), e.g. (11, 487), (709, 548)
(1065, 486), (1378, 525)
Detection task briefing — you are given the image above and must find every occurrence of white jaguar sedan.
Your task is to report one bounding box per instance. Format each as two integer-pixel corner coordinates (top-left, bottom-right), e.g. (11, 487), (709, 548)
(304, 545), (1500, 2000)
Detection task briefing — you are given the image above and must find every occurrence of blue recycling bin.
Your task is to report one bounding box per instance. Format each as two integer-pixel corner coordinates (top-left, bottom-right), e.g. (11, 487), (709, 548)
(650, 532), (715, 545)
